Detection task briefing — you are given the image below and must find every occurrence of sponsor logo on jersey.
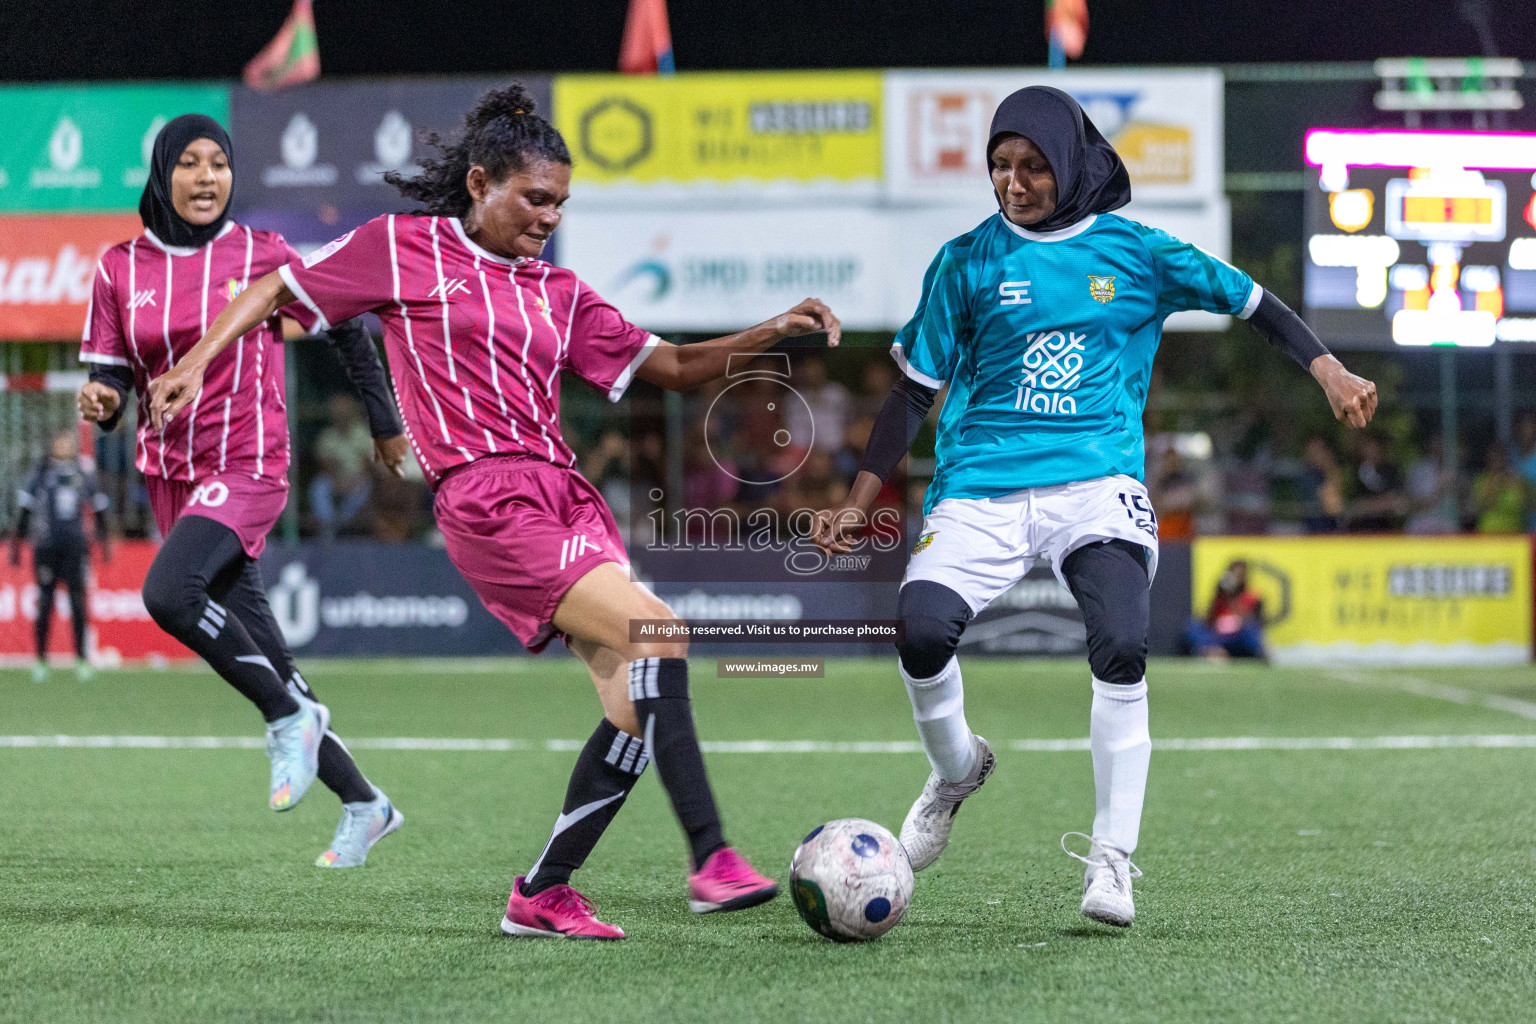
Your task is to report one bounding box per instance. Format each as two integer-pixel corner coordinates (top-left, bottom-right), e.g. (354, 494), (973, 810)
(1088, 275), (1117, 303)
(129, 288), (156, 310)
(301, 230), (356, 269)
(998, 280), (1032, 306)
(428, 278), (470, 300)
(1014, 329), (1087, 416)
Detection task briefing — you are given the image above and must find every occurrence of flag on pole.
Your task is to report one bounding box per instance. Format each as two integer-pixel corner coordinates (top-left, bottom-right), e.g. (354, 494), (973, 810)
(1045, 0), (1088, 68)
(244, 0), (321, 92)
(619, 0), (675, 75)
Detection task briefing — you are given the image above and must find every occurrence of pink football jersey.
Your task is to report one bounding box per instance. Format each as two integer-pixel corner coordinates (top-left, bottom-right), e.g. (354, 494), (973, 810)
(80, 222), (316, 483)
(280, 214), (659, 486)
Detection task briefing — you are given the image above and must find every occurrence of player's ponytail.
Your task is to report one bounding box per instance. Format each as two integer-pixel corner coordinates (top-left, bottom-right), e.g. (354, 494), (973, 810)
(386, 83), (571, 218)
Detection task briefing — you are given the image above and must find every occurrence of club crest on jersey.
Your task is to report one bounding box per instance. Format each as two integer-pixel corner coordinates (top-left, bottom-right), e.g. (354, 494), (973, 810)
(225, 279), (245, 301)
(912, 532), (936, 554)
(1087, 275), (1116, 303)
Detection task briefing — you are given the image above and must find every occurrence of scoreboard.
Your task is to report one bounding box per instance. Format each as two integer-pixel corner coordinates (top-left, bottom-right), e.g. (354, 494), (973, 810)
(1303, 129), (1536, 349)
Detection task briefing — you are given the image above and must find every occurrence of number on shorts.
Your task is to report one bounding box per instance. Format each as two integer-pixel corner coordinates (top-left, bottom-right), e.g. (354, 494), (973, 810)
(1118, 491), (1157, 536)
(188, 481), (230, 509)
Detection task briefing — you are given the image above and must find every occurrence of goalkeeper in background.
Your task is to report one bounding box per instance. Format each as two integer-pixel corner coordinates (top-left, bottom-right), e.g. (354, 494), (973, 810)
(12, 429), (110, 682)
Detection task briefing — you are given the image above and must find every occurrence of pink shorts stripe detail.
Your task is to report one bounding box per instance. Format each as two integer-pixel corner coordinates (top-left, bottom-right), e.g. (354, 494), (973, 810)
(434, 455), (628, 653)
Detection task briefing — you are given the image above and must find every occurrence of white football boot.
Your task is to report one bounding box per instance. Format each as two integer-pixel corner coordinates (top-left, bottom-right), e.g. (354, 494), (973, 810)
(899, 734), (995, 871)
(1062, 832), (1141, 927)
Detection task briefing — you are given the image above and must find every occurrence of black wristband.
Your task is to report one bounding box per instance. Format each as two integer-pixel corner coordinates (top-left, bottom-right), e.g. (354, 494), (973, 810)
(857, 374), (937, 485)
(1247, 289), (1329, 370)
(87, 364), (134, 433)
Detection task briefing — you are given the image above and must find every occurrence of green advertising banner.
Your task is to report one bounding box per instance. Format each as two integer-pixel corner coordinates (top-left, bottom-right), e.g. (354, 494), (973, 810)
(0, 83), (229, 212)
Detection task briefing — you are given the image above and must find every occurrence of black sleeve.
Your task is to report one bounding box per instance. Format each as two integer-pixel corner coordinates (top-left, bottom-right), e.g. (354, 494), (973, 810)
(13, 506), (30, 543)
(322, 318), (403, 439)
(1246, 289), (1330, 370)
(856, 374), (938, 484)
(88, 364), (135, 433)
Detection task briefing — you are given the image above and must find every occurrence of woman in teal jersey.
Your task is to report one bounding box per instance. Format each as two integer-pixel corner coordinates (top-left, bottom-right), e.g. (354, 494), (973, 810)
(812, 86), (1377, 928)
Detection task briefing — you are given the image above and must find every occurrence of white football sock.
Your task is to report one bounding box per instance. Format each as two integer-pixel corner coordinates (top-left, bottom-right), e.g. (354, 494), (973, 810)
(1090, 676), (1150, 855)
(901, 656), (976, 783)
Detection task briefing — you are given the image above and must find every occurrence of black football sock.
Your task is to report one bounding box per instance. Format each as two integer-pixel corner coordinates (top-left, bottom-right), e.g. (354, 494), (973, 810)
(220, 561), (377, 805)
(523, 719), (648, 897)
(630, 658), (727, 868)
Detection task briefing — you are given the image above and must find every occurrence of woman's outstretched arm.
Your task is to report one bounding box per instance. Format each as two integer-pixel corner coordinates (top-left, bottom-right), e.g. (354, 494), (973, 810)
(146, 270), (294, 428)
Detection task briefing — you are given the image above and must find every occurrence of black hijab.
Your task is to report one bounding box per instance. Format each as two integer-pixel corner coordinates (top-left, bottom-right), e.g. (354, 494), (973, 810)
(138, 114), (234, 249)
(986, 86), (1131, 233)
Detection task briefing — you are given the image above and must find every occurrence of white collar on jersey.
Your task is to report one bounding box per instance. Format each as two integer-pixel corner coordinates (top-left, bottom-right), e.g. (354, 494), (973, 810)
(142, 220), (238, 257)
(449, 217), (527, 266)
(997, 212), (1098, 243)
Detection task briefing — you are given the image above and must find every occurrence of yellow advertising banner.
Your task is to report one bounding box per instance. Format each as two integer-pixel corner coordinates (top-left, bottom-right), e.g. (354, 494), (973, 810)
(1192, 536), (1532, 665)
(553, 72), (882, 189)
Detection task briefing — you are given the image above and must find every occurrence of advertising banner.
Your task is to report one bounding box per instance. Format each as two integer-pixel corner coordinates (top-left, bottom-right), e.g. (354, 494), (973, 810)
(0, 84), (229, 212)
(0, 213), (142, 341)
(559, 206), (892, 331)
(554, 72), (882, 200)
(1192, 536), (1533, 665)
(0, 541), (192, 664)
(229, 77), (551, 246)
(882, 69), (1223, 207)
(258, 542), (524, 657)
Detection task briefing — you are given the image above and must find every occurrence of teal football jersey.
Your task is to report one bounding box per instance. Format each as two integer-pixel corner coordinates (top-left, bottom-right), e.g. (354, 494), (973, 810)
(894, 212), (1259, 513)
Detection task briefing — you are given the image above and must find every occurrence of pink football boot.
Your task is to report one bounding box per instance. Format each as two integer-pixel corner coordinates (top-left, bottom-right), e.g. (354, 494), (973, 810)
(500, 877), (625, 940)
(688, 847), (780, 914)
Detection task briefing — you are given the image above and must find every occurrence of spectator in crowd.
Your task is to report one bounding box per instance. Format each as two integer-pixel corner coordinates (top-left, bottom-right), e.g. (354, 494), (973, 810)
(583, 429), (636, 530)
(1347, 434), (1404, 532)
(785, 354), (852, 453)
(308, 394), (376, 540)
(1299, 436), (1344, 533)
(1222, 448), (1272, 535)
(856, 358), (899, 419)
(1515, 412), (1536, 531)
(1180, 559), (1267, 661)
(1149, 448), (1199, 541)
(1404, 435), (1457, 534)
(1471, 442), (1531, 534)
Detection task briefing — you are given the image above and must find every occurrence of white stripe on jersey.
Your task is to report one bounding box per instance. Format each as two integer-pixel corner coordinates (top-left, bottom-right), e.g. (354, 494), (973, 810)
(429, 218), (458, 384)
(475, 266), (516, 440)
(157, 250), (172, 479)
(126, 240), (148, 475)
(389, 215), (465, 460)
(254, 329), (265, 479)
(219, 398), (231, 473)
(511, 265), (556, 460)
(189, 244), (213, 481)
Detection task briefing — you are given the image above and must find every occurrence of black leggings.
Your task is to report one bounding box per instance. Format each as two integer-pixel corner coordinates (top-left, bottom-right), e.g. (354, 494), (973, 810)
(35, 542), (88, 660)
(897, 538), (1151, 684)
(141, 514), (374, 803)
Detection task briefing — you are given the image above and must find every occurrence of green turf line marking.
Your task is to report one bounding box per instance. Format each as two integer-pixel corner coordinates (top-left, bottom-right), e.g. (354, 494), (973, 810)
(1329, 669), (1536, 720)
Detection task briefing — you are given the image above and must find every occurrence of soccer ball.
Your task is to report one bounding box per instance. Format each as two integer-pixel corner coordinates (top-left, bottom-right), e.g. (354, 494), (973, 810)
(789, 818), (914, 942)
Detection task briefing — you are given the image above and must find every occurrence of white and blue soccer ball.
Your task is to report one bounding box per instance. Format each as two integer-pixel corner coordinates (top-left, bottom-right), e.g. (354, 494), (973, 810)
(789, 818), (914, 942)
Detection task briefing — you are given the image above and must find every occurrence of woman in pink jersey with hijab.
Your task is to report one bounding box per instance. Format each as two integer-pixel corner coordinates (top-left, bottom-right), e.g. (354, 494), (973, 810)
(77, 114), (410, 868)
(150, 85), (841, 940)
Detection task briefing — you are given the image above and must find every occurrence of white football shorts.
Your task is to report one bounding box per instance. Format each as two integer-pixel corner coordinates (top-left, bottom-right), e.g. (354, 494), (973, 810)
(904, 474), (1160, 615)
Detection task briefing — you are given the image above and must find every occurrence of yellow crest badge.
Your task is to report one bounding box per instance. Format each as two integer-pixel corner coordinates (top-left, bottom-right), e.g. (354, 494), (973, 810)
(912, 532), (936, 554)
(1087, 275), (1116, 303)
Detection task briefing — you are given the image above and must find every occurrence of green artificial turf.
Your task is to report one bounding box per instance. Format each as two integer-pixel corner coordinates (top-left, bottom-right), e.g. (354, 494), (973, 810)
(3, 657), (1535, 1023)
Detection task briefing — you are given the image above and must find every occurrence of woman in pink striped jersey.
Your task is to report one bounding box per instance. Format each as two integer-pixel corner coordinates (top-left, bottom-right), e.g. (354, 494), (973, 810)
(149, 85), (841, 939)
(77, 114), (410, 868)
